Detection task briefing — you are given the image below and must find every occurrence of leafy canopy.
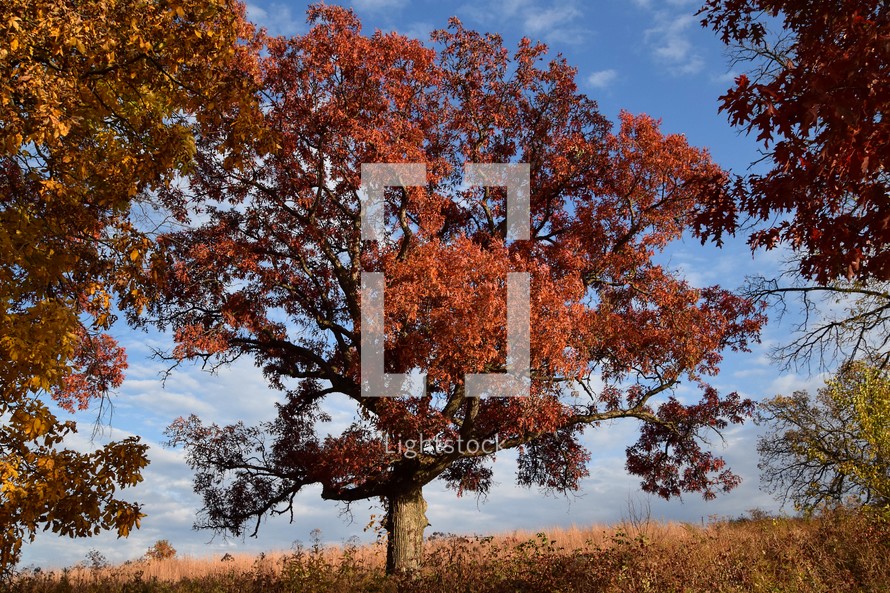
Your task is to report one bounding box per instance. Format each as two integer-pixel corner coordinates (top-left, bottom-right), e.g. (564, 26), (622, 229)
(758, 361), (890, 512)
(0, 0), (258, 575)
(156, 4), (764, 545)
(698, 0), (890, 284)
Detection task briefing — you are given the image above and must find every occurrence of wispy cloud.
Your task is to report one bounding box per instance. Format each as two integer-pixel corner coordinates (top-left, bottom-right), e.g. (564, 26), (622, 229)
(395, 21), (435, 42)
(711, 69), (741, 85)
(644, 11), (704, 75)
(246, 3), (304, 37)
(635, 0), (701, 8)
(630, 0), (708, 77)
(462, 0), (591, 45)
(587, 68), (618, 89)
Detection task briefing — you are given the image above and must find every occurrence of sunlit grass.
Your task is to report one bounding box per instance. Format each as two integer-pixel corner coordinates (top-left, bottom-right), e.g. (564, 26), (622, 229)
(11, 509), (890, 592)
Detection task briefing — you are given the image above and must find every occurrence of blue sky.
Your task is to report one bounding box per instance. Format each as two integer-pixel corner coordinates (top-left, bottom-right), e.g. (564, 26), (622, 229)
(22, 0), (830, 569)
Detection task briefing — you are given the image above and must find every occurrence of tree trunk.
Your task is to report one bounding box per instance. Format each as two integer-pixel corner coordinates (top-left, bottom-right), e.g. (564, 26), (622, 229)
(385, 486), (428, 574)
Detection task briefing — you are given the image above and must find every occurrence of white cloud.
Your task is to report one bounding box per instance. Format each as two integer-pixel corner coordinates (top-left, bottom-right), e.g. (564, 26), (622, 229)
(636, 0), (701, 7)
(246, 3), (267, 22)
(644, 12), (704, 75)
(712, 70), (742, 85)
(629, 0), (710, 78)
(246, 3), (304, 37)
(587, 69), (618, 89)
(395, 21), (434, 42)
(462, 0), (591, 45)
(522, 4), (582, 35)
(767, 372), (828, 398)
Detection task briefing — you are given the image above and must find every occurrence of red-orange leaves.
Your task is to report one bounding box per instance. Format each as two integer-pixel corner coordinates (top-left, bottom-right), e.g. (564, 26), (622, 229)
(699, 0), (890, 283)
(155, 4), (763, 545)
(52, 330), (127, 413)
(517, 426), (591, 493)
(626, 389), (754, 499)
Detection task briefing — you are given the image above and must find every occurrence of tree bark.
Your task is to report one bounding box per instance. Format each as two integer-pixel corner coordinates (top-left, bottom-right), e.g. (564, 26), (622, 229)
(385, 485), (428, 574)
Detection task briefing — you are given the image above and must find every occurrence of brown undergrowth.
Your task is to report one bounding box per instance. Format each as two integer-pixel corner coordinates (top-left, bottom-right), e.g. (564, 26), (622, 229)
(9, 509), (890, 593)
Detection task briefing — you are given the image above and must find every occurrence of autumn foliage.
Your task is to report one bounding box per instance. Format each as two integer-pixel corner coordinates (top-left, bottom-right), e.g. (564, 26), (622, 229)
(145, 540), (177, 561)
(0, 0), (258, 576)
(698, 0), (890, 283)
(758, 361), (890, 512)
(152, 5), (765, 573)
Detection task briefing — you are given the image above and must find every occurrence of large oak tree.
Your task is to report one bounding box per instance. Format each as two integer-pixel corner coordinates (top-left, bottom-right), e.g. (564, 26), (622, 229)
(156, 6), (764, 573)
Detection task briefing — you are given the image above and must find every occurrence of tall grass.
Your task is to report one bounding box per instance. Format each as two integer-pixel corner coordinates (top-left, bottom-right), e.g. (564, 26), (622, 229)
(10, 509), (890, 592)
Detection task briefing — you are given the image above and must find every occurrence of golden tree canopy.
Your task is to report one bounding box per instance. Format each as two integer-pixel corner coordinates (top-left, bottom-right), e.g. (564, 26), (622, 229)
(0, 0), (261, 575)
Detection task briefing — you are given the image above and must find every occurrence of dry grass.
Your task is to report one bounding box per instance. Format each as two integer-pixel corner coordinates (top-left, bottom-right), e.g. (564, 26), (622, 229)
(10, 509), (890, 592)
(56, 543), (385, 582)
(41, 521), (697, 582)
(61, 552), (291, 582)
(45, 520), (691, 583)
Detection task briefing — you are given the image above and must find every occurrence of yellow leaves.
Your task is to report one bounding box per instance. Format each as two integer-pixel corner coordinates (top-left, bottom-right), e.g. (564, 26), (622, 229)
(12, 410), (51, 440)
(28, 375), (51, 392)
(0, 0), (258, 573)
(0, 400), (148, 559)
(820, 362), (890, 504)
(54, 119), (71, 138)
(0, 460), (20, 485)
(2, 131), (23, 153)
(91, 288), (111, 311)
(115, 509), (144, 538)
(93, 312), (110, 329)
(40, 178), (61, 193)
(35, 456), (54, 472)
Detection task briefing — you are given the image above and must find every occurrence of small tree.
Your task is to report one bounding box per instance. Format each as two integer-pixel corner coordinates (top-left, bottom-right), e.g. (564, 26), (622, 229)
(85, 549), (108, 571)
(154, 5), (765, 574)
(145, 539), (177, 561)
(758, 361), (890, 513)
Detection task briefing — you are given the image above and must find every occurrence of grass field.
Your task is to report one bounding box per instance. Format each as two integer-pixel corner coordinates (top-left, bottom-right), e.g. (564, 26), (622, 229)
(10, 509), (890, 592)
